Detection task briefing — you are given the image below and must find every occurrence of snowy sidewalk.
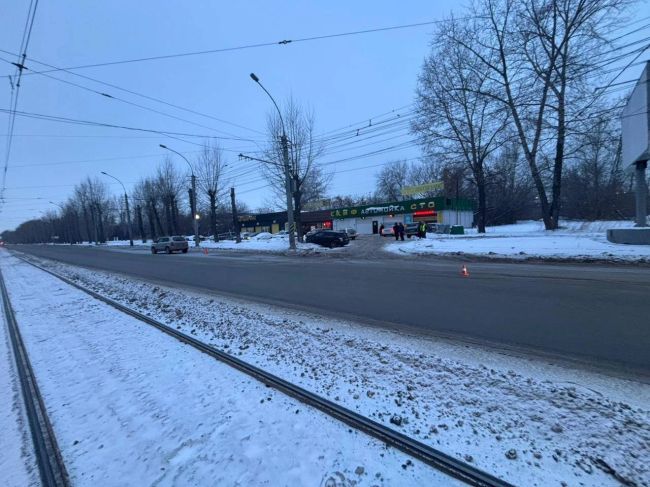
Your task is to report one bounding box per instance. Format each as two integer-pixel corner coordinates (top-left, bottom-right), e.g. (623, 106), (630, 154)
(0, 252), (458, 486)
(19, 250), (650, 487)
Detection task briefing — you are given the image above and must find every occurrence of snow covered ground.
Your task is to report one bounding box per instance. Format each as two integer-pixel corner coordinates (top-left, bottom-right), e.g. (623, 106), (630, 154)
(0, 251), (460, 486)
(16, 250), (650, 487)
(386, 220), (650, 262)
(0, 287), (38, 487)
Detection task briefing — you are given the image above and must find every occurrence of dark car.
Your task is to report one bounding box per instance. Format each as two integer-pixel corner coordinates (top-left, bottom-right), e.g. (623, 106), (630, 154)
(305, 230), (350, 248)
(151, 236), (189, 254)
(405, 223), (421, 238)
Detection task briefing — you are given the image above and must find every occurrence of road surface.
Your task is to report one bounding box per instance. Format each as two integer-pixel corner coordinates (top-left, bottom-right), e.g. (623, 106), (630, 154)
(13, 245), (650, 373)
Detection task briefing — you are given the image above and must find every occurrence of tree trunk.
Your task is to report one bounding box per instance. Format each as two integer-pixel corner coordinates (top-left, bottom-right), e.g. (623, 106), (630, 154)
(293, 175), (302, 239)
(164, 198), (173, 236)
(476, 167), (487, 233)
(96, 204), (106, 243)
(146, 203), (158, 241)
(136, 205), (146, 242)
(82, 204), (93, 243)
(208, 191), (217, 241)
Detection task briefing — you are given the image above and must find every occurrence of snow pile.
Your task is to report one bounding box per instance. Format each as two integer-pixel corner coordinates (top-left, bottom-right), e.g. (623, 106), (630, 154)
(1, 252), (458, 486)
(24, 254), (650, 487)
(386, 220), (650, 261)
(200, 235), (342, 253)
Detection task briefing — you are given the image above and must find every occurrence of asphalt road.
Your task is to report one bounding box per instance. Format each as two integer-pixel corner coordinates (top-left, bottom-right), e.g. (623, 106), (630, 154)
(12, 245), (650, 372)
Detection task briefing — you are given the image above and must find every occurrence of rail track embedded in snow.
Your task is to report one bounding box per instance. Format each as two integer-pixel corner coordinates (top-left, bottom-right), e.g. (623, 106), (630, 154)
(16, 255), (514, 487)
(0, 268), (70, 487)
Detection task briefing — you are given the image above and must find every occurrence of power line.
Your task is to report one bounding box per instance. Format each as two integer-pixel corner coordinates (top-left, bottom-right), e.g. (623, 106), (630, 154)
(0, 49), (266, 138)
(10, 19), (471, 77)
(2, 0), (39, 207)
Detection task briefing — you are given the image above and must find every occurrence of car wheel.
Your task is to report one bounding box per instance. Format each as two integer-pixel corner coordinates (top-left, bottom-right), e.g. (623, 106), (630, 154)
(329, 241), (338, 248)
(151, 247), (157, 254)
(182, 248), (188, 254)
(165, 246), (171, 254)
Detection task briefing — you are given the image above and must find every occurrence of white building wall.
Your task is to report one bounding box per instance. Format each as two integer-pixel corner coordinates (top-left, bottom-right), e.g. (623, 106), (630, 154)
(438, 210), (473, 227)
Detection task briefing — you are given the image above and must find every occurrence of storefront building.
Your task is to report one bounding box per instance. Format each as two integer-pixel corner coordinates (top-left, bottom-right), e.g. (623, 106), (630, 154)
(330, 197), (474, 234)
(238, 197), (473, 235)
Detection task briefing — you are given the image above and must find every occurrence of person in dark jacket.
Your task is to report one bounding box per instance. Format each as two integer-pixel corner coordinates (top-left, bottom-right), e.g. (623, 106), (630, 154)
(379, 223), (384, 236)
(398, 222), (405, 241)
(392, 223), (399, 240)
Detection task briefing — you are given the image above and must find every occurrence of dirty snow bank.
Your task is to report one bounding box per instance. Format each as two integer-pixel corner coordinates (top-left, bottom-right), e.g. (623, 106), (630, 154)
(21, 252), (650, 487)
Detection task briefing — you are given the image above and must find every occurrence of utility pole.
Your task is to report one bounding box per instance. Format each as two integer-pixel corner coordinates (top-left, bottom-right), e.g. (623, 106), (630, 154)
(160, 144), (199, 247)
(100, 171), (133, 246)
(231, 187), (241, 243)
(250, 72), (296, 250)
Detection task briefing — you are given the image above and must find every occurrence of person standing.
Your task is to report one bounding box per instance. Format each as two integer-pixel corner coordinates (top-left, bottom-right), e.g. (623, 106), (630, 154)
(398, 222), (405, 241)
(379, 223), (384, 236)
(392, 222), (399, 241)
(420, 222), (427, 239)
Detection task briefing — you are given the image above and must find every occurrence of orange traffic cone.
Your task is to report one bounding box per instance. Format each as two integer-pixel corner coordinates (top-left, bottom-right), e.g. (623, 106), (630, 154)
(461, 265), (469, 277)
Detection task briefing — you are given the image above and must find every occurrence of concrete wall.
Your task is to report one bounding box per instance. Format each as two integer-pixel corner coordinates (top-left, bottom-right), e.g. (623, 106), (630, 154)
(607, 228), (650, 245)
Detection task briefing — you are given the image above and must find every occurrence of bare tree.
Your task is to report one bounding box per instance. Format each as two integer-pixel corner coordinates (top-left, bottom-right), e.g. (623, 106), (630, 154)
(263, 97), (328, 238)
(374, 160), (410, 201)
(451, 0), (631, 229)
(195, 142), (228, 240)
(155, 157), (184, 235)
(413, 18), (509, 232)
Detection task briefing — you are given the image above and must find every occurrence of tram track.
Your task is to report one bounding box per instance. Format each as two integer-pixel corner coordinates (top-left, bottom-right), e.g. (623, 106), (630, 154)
(0, 268), (70, 487)
(13, 254), (514, 487)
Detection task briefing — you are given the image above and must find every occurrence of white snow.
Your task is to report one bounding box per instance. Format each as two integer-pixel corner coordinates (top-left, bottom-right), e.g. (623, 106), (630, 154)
(17, 250), (650, 487)
(0, 287), (38, 486)
(0, 251), (460, 486)
(386, 220), (650, 261)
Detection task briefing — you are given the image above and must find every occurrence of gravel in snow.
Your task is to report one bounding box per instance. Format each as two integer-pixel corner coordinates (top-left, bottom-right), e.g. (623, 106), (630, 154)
(14, 250), (650, 487)
(0, 251), (460, 486)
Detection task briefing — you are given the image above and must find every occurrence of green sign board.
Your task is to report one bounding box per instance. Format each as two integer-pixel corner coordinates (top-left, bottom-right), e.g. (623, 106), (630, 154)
(330, 198), (440, 219)
(401, 181), (444, 196)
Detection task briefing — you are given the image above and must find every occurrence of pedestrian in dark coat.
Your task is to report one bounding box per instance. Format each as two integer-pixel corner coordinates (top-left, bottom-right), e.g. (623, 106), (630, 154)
(398, 222), (405, 241)
(392, 223), (399, 240)
(419, 222), (427, 239)
(379, 223), (384, 236)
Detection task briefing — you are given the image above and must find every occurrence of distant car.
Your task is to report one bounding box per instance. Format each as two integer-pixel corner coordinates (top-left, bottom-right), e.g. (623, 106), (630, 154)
(405, 223), (421, 238)
(253, 232), (274, 240)
(342, 228), (358, 240)
(380, 226), (395, 237)
(151, 236), (189, 254)
(241, 232), (257, 240)
(305, 230), (349, 248)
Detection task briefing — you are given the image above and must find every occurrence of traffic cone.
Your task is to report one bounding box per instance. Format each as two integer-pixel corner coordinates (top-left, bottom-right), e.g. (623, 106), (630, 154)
(461, 265), (469, 277)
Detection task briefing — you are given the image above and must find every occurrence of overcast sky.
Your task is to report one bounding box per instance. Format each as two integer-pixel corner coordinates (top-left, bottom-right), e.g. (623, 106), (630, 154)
(1, 1), (648, 232)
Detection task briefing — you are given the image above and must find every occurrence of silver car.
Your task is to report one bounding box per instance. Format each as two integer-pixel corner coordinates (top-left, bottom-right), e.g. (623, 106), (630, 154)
(342, 228), (358, 240)
(151, 236), (189, 254)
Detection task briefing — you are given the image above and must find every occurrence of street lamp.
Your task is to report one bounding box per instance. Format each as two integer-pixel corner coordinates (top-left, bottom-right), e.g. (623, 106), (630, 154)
(160, 144), (199, 248)
(100, 171), (134, 247)
(249, 72), (296, 250)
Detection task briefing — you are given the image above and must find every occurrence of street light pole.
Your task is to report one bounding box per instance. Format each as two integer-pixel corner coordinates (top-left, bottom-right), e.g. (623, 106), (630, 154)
(249, 72), (296, 250)
(100, 171), (134, 247)
(159, 144), (199, 247)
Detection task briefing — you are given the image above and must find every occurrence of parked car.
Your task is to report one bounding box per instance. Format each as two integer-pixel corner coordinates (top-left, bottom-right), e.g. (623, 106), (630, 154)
(380, 226), (395, 237)
(151, 236), (189, 254)
(305, 230), (349, 248)
(405, 223), (421, 238)
(342, 228), (358, 240)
